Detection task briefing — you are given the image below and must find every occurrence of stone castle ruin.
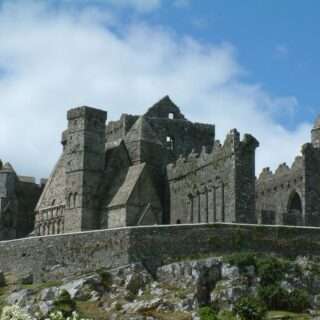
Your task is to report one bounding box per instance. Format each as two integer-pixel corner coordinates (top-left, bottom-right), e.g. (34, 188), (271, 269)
(1, 96), (320, 240)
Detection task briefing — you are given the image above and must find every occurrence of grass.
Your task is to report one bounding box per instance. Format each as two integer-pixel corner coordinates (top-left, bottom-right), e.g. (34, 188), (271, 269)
(266, 311), (312, 319)
(76, 301), (110, 320)
(22, 280), (63, 291)
(142, 310), (192, 320)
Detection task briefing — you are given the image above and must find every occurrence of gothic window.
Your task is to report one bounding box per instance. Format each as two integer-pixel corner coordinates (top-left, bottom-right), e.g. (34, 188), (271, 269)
(68, 193), (73, 208)
(73, 193), (78, 208)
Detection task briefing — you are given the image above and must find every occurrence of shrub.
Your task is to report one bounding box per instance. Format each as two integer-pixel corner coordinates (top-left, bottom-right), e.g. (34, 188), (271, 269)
(96, 269), (112, 289)
(288, 289), (310, 313)
(0, 306), (92, 320)
(217, 310), (237, 320)
(53, 289), (76, 316)
(233, 296), (267, 320)
(0, 305), (32, 320)
(258, 284), (289, 310)
(223, 253), (257, 271)
(258, 285), (310, 313)
(256, 257), (289, 285)
(198, 306), (218, 320)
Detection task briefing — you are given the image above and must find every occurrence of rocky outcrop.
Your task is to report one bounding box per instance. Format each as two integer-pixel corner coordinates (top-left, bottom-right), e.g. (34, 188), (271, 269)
(2, 255), (320, 319)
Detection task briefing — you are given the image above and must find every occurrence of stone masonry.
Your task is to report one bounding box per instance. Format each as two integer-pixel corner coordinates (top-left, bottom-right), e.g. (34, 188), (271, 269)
(33, 96), (258, 236)
(3, 95), (320, 241)
(256, 117), (320, 226)
(0, 160), (44, 240)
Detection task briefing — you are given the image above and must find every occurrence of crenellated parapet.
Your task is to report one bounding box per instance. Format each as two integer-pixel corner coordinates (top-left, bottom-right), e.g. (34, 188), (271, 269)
(257, 156), (304, 186)
(167, 129), (258, 180)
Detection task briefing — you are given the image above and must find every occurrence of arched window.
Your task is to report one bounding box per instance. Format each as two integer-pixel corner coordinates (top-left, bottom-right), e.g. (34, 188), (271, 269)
(168, 112), (174, 119)
(68, 193), (73, 208)
(285, 191), (303, 226)
(73, 193), (78, 208)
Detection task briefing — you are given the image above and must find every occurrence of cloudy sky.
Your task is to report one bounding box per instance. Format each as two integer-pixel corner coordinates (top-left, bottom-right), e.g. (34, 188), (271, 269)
(0, 0), (319, 180)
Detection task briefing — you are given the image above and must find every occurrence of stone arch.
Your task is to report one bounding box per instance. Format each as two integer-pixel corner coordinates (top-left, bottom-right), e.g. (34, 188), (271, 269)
(67, 193), (73, 208)
(73, 193), (78, 208)
(284, 191), (303, 225)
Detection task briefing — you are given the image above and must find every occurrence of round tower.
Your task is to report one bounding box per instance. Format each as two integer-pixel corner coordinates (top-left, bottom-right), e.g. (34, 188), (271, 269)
(311, 116), (320, 148)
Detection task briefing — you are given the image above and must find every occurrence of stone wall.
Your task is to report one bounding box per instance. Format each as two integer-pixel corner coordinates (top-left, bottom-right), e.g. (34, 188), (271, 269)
(303, 143), (320, 226)
(256, 156), (305, 225)
(2, 223), (320, 283)
(167, 130), (258, 225)
(0, 164), (43, 240)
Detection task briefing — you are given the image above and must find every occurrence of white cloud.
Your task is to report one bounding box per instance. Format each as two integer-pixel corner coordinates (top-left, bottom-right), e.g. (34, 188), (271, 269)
(58, 0), (161, 13)
(108, 0), (160, 12)
(173, 0), (191, 8)
(0, 1), (312, 180)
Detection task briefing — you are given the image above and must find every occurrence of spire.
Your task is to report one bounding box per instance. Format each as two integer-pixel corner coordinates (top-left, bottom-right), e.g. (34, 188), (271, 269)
(125, 116), (163, 145)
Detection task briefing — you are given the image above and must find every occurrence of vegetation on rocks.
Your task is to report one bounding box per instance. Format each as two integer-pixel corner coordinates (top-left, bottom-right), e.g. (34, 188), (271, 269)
(1, 254), (320, 319)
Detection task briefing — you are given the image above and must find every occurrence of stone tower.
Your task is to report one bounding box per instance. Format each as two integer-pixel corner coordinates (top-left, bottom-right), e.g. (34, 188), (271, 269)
(311, 116), (320, 148)
(0, 162), (18, 240)
(125, 116), (166, 167)
(64, 106), (107, 233)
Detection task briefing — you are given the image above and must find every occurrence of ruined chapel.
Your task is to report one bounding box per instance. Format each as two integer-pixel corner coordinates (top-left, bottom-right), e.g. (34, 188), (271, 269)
(1, 96), (320, 240)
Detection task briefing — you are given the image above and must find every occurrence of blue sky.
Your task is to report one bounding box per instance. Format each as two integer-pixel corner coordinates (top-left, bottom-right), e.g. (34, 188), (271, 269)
(146, 0), (320, 128)
(0, 0), (318, 178)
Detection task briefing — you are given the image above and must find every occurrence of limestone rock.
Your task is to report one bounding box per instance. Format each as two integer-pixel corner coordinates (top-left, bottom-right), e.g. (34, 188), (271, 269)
(6, 289), (35, 307)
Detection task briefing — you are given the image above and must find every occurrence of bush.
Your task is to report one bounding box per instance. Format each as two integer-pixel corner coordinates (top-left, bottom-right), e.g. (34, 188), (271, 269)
(258, 285), (310, 313)
(223, 253), (257, 271)
(0, 306), (92, 320)
(53, 289), (76, 316)
(258, 284), (289, 310)
(288, 289), (310, 313)
(217, 310), (237, 320)
(199, 306), (218, 320)
(256, 257), (289, 285)
(233, 296), (267, 320)
(0, 305), (32, 320)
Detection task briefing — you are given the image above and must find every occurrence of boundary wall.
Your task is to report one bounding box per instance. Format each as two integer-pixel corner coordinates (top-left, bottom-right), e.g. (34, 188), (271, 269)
(1, 223), (320, 282)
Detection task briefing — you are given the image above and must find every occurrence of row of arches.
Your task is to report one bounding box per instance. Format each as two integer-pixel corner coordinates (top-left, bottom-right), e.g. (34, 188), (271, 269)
(67, 193), (78, 209)
(36, 219), (64, 236)
(187, 183), (225, 224)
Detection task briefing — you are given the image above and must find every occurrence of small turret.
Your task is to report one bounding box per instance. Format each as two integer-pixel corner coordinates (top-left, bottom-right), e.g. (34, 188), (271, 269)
(311, 116), (320, 148)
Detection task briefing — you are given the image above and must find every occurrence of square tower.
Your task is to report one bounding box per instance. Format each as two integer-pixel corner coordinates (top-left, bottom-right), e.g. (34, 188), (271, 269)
(64, 106), (107, 232)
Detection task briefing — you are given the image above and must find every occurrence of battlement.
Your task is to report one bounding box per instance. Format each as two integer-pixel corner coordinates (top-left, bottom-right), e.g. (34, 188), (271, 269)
(67, 105), (107, 121)
(257, 156), (304, 185)
(167, 129), (258, 180)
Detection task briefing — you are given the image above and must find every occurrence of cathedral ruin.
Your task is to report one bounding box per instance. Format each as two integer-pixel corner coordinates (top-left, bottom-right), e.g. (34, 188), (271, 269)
(1, 96), (320, 240)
